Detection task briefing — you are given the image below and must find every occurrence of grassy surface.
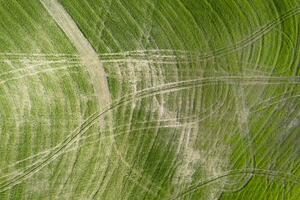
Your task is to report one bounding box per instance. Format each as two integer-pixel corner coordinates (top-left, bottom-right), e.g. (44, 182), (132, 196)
(0, 0), (300, 199)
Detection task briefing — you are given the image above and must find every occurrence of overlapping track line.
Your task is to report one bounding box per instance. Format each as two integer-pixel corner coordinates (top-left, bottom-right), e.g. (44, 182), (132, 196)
(193, 154), (299, 199)
(0, 58), (52, 183)
(234, 93), (300, 193)
(125, 71), (176, 197)
(254, 9), (299, 167)
(258, 7), (300, 173)
(251, 85), (300, 117)
(8, 77), (233, 183)
(121, 12), (183, 197)
(121, 80), (163, 197)
(94, 1), (188, 197)
(87, 6), (300, 65)
(148, 8), (185, 183)
(199, 5), (300, 61)
(0, 59), (81, 76)
(25, 61), (70, 197)
(226, 89), (300, 168)
(200, 1), (250, 197)
(116, 66), (162, 198)
(170, 79), (298, 198)
(249, 85), (300, 169)
(0, 3), (87, 199)
(262, 1), (291, 82)
(81, 9), (115, 186)
(1, 60), (88, 194)
(3, 60), (92, 162)
(268, 110), (300, 170)
(138, 2), (284, 194)
(211, 76), (296, 195)
(1, 46), (297, 72)
(218, 4), (257, 194)
(224, 90), (255, 194)
(223, 90), (278, 192)
(2, 59), (79, 197)
(191, 100), (235, 199)
(251, 92), (300, 113)
(1, 75), (299, 193)
(0, 97), (223, 177)
(223, 95), (265, 193)
(136, 62), (171, 180)
(50, 67), (92, 198)
(0, 61), (294, 148)
(171, 168), (300, 200)
(165, 77), (229, 199)
(237, 1), (267, 79)
(138, 2), (222, 197)
(105, 73), (298, 177)
(0, 53), (79, 59)
(0, 81), (20, 180)
(0, 110), (101, 192)
(89, 3), (164, 197)
(160, 4), (207, 193)
(0, 60), (84, 88)
(221, 2), (296, 194)
(73, 1), (157, 195)
(204, 97), (236, 197)
(137, 32), (185, 199)
(101, 69), (140, 198)
(137, 79), (294, 197)
(0, 4), (298, 195)
(250, 97), (297, 166)
(0, 15), (288, 73)
(145, 2), (298, 199)
(40, 8), (113, 198)
(169, 112), (246, 196)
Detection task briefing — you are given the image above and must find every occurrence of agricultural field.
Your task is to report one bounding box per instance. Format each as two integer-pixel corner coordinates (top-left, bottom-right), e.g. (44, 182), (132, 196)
(0, 0), (299, 199)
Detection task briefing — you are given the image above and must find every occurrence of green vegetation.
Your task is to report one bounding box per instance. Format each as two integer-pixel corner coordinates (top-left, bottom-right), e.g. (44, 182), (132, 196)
(0, 0), (299, 199)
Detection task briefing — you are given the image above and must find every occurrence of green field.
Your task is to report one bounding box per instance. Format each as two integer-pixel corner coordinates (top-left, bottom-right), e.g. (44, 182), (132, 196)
(0, 0), (299, 199)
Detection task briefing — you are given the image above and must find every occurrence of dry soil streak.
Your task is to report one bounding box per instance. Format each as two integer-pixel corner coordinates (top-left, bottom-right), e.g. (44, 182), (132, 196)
(40, 0), (111, 109)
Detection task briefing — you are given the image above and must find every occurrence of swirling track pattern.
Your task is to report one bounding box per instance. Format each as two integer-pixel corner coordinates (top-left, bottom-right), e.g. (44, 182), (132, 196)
(0, 0), (299, 200)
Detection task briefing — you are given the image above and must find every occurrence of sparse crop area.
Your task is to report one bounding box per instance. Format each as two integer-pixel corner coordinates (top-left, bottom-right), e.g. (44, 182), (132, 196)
(0, 0), (299, 199)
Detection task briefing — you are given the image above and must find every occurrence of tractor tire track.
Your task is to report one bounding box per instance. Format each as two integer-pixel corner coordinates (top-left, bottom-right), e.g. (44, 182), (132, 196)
(171, 168), (300, 199)
(1, 75), (299, 192)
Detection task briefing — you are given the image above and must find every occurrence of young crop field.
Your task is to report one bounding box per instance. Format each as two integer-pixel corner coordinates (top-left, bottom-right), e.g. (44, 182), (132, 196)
(0, 0), (299, 199)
